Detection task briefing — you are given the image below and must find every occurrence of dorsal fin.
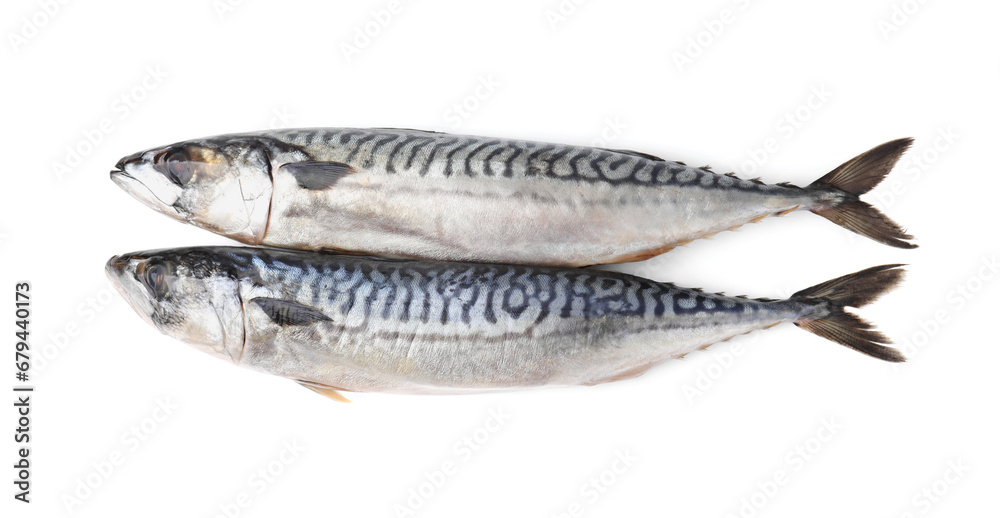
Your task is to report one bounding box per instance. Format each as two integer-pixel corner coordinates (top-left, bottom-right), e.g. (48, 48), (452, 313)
(600, 148), (666, 162)
(372, 127), (447, 135)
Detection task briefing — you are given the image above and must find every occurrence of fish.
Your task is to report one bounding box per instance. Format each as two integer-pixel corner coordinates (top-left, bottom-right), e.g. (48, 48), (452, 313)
(110, 128), (916, 266)
(105, 246), (906, 401)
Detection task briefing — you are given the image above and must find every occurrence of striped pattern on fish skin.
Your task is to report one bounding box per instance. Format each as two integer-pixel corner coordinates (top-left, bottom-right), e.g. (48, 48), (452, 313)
(261, 128), (812, 266)
(105, 247), (906, 398)
(111, 128), (915, 266)
(251, 128), (769, 186)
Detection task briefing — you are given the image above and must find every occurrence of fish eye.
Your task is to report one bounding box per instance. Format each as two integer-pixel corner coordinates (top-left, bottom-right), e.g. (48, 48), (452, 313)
(165, 150), (193, 185)
(143, 263), (169, 297)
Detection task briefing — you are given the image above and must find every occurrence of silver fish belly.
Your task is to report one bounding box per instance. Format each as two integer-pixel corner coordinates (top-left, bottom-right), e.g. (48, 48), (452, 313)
(111, 129), (916, 266)
(106, 247), (905, 398)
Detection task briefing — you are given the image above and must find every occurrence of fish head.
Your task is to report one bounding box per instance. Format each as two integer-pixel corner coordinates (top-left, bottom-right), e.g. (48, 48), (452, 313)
(105, 250), (246, 364)
(111, 138), (273, 244)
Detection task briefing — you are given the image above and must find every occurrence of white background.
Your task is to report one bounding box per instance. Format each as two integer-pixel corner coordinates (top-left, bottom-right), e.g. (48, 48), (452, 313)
(3, 0), (998, 517)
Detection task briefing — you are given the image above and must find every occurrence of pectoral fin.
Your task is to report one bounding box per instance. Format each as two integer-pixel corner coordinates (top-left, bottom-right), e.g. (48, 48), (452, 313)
(279, 161), (357, 190)
(296, 380), (352, 403)
(251, 297), (332, 326)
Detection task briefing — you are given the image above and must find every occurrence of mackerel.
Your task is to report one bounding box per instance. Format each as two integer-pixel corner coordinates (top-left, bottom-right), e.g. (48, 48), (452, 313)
(110, 129), (916, 266)
(106, 247), (905, 400)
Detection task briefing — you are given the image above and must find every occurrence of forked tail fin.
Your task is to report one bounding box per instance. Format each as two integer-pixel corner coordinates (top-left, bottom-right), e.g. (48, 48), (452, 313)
(792, 264), (906, 362)
(808, 138), (917, 249)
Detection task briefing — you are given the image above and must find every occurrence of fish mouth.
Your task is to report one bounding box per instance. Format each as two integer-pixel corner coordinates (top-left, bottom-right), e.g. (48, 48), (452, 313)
(104, 254), (135, 297)
(110, 152), (143, 180)
(110, 169), (183, 218)
(111, 151), (184, 217)
(105, 254), (159, 330)
(110, 169), (145, 199)
(115, 151), (143, 172)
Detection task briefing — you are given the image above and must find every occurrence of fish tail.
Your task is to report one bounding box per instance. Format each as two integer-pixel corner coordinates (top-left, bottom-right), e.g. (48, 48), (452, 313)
(791, 264), (906, 362)
(807, 138), (917, 249)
